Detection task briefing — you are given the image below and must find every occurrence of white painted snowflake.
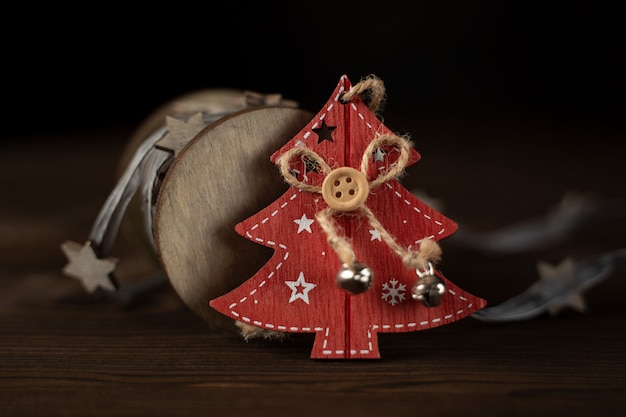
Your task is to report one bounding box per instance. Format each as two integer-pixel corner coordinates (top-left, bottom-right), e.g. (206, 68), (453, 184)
(381, 278), (406, 306)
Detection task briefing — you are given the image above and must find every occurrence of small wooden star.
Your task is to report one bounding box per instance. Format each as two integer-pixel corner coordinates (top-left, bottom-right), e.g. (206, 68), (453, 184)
(155, 112), (206, 155)
(536, 257), (587, 316)
(312, 120), (336, 144)
(61, 241), (118, 293)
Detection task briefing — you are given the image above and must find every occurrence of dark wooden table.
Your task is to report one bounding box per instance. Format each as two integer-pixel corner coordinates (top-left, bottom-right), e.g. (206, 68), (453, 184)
(2, 110), (625, 416)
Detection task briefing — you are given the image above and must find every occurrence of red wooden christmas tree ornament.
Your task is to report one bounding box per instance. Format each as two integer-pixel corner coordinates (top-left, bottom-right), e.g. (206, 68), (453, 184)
(210, 74), (486, 359)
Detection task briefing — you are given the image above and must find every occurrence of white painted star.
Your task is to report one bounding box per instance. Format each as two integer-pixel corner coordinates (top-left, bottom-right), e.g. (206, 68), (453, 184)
(369, 228), (382, 241)
(61, 240), (118, 293)
(285, 272), (316, 304)
(373, 147), (386, 162)
(293, 213), (314, 233)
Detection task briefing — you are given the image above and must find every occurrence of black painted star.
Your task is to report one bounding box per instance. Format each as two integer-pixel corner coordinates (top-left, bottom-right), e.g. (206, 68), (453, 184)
(312, 120), (336, 144)
(303, 156), (320, 174)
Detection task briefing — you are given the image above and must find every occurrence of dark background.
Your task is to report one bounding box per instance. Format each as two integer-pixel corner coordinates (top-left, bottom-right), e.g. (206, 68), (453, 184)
(4, 1), (623, 141)
(2, 3), (626, 415)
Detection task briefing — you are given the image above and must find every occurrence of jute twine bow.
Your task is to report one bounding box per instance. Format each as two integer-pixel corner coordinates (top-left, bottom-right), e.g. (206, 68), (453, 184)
(277, 76), (442, 272)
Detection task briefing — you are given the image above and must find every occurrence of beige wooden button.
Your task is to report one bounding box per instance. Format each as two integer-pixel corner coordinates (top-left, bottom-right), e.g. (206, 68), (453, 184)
(321, 167), (369, 211)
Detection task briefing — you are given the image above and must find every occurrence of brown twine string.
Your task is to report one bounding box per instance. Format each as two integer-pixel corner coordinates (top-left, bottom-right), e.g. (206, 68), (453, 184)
(341, 74), (386, 115)
(358, 205), (441, 270)
(278, 131), (440, 272)
(361, 133), (412, 189)
(315, 208), (355, 265)
(277, 147), (331, 193)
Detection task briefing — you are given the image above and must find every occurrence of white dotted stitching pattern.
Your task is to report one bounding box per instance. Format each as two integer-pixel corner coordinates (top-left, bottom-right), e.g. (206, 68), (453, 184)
(228, 76), (463, 357)
(385, 182), (446, 239)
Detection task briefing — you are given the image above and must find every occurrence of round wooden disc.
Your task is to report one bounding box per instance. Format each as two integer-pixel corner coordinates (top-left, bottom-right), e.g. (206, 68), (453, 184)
(154, 107), (312, 331)
(117, 89), (264, 256)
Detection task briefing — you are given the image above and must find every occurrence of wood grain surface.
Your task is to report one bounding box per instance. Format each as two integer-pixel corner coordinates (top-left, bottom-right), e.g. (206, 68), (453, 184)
(155, 107), (313, 331)
(209, 76), (486, 359)
(1, 109), (625, 416)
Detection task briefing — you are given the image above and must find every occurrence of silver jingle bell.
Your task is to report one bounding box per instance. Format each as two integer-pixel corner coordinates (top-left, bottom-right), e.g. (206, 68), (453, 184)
(335, 262), (374, 294)
(411, 263), (446, 307)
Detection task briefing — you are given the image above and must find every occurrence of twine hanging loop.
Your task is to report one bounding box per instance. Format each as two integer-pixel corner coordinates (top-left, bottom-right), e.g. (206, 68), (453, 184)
(341, 74), (386, 116)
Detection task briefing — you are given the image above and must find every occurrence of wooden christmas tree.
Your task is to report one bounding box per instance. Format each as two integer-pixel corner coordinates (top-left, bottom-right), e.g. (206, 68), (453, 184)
(210, 75), (486, 359)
